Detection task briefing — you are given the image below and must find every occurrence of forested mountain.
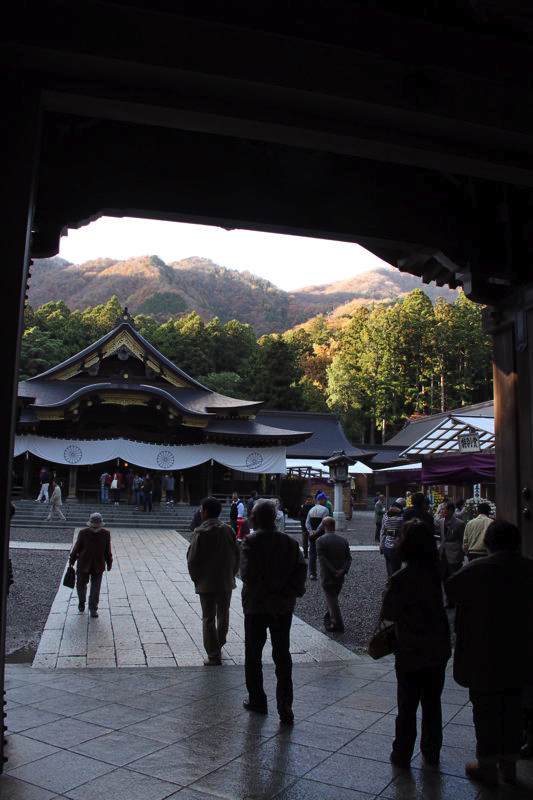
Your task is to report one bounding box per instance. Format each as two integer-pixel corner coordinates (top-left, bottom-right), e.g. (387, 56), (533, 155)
(29, 255), (456, 335)
(22, 288), (491, 444)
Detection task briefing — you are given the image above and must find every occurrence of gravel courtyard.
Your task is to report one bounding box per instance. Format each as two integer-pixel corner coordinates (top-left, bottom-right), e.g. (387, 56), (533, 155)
(6, 512), (384, 661)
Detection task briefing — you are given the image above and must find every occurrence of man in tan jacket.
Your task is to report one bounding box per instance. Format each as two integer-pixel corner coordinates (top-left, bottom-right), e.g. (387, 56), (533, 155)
(187, 496), (240, 665)
(463, 503), (492, 561)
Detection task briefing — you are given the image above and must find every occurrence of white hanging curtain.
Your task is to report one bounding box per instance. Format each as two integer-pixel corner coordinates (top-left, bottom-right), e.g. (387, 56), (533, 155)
(14, 435), (286, 474)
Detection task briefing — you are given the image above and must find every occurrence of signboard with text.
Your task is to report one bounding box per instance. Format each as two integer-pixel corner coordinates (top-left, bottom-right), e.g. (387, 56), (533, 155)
(458, 431), (481, 453)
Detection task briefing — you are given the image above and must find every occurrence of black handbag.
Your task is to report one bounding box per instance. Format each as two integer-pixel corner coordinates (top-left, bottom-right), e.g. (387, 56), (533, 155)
(367, 620), (396, 660)
(63, 565), (76, 589)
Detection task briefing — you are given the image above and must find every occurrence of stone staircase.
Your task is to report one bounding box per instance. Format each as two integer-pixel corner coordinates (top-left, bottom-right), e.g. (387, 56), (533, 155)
(11, 499), (302, 535)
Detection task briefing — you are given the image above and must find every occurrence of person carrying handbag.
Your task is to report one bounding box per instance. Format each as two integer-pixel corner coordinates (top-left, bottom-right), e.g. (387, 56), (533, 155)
(379, 519), (450, 769)
(69, 512), (112, 618)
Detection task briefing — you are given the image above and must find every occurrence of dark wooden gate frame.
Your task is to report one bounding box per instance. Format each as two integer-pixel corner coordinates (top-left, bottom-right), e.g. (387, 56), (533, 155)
(3, 2), (533, 769)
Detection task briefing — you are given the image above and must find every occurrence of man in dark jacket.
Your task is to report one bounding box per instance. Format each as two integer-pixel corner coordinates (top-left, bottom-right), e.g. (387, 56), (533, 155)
(187, 496), (240, 666)
(447, 520), (533, 787)
(437, 501), (465, 607)
(240, 499), (307, 725)
(316, 517), (351, 632)
(69, 512), (113, 618)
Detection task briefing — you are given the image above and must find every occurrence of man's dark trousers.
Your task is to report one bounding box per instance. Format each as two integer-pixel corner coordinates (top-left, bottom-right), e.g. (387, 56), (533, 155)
(308, 539), (317, 578)
(469, 689), (522, 760)
(393, 664), (446, 762)
(322, 580), (344, 630)
(301, 526), (309, 559)
(244, 612), (293, 713)
(76, 571), (104, 611)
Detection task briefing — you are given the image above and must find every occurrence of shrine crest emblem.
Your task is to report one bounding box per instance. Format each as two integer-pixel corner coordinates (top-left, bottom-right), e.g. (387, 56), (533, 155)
(245, 452), (264, 469)
(64, 444), (83, 464)
(156, 450), (175, 469)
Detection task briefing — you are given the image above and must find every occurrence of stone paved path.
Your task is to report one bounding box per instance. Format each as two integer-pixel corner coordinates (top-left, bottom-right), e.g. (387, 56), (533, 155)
(3, 659), (533, 799)
(33, 529), (359, 669)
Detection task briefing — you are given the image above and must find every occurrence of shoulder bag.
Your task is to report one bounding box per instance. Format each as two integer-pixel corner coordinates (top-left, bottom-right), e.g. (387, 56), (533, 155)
(367, 619), (396, 660)
(63, 565), (76, 589)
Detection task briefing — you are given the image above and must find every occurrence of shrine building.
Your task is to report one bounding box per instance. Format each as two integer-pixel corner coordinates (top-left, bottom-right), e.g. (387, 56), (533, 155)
(14, 309), (366, 502)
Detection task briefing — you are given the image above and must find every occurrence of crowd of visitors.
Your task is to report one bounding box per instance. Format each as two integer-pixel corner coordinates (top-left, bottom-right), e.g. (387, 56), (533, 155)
(29, 459), (533, 786)
(373, 490), (533, 786)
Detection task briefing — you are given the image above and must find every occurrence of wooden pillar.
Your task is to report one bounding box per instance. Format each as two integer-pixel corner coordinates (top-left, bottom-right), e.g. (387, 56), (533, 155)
(488, 289), (533, 557)
(0, 81), (42, 772)
(22, 452), (31, 499)
(178, 472), (185, 504)
(206, 460), (213, 496)
(67, 466), (79, 501)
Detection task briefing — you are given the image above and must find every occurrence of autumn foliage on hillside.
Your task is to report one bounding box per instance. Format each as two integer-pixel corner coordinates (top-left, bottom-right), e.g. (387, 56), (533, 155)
(21, 289), (492, 443)
(29, 256), (456, 336)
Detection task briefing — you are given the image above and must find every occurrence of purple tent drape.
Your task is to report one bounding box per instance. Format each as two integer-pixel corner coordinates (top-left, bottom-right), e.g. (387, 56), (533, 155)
(421, 453), (495, 485)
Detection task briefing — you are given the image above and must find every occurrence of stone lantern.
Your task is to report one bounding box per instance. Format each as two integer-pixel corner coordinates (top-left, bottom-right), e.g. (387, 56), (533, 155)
(322, 450), (355, 531)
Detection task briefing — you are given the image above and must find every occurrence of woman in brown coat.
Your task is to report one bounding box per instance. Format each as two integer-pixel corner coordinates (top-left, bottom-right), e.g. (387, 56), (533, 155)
(69, 512), (112, 618)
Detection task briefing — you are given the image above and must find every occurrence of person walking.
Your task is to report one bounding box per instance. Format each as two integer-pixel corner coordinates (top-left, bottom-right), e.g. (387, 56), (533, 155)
(240, 499), (307, 725)
(446, 520), (533, 787)
(274, 498), (285, 533)
(463, 502), (492, 561)
(436, 501), (465, 607)
(69, 512), (113, 618)
(247, 490), (258, 517)
(45, 481), (66, 521)
(163, 473), (175, 504)
(316, 517), (351, 632)
(379, 501), (404, 576)
(380, 519), (451, 769)
(229, 491), (245, 533)
(187, 496), (240, 666)
(110, 471), (121, 504)
(299, 494), (314, 559)
(132, 473), (143, 507)
(35, 465), (50, 503)
(142, 474), (153, 512)
(189, 506), (202, 531)
(374, 494), (386, 542)
(98, 470), (110, 504)
(402, 492), (434, 530)
(305, 493), (329, 580)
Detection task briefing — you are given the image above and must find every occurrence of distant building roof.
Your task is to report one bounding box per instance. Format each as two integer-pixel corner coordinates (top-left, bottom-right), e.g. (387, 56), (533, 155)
(256, 410), (371, 460)
(384, 400), (494, 449)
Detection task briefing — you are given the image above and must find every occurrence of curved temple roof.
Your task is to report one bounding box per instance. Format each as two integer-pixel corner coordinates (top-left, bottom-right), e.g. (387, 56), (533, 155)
(20, 317), (263, 419)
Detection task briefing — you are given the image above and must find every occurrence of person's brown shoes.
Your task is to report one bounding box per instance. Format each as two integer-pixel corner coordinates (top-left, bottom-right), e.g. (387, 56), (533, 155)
(465, 760), (498, 786)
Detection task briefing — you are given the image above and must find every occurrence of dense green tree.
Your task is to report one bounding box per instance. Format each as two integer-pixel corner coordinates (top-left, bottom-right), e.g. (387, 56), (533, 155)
(197, 371), (245, 397)
(249, 335), (304, 409)
(19, 288), (493, 437)
(20, 327), (67, 379)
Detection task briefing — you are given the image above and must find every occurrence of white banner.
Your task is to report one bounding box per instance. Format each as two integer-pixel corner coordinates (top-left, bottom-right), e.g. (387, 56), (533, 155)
(14, 435), (286, 474)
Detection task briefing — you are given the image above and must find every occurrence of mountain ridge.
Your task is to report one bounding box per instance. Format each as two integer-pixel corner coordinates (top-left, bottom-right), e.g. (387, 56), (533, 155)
(29, 255), (457, 335)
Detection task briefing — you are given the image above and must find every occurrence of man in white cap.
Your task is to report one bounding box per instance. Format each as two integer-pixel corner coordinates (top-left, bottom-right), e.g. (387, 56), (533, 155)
(69, 512), (113, 618)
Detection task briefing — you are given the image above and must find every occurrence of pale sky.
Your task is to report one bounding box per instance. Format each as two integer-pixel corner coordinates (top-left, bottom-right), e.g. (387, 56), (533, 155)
(58, 217), (393, 291)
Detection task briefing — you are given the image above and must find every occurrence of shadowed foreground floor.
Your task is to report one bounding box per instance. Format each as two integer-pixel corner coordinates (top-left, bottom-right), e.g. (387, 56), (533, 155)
(3, 658), (533, 799)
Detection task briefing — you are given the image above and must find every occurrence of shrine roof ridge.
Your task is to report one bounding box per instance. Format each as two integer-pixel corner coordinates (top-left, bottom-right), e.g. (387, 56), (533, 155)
(26, 319), (211, 392)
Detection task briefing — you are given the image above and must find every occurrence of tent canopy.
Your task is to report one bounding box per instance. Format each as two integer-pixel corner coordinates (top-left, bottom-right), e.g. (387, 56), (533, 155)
(286, 458), (372, 475)
(400, 415), (495, 458)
